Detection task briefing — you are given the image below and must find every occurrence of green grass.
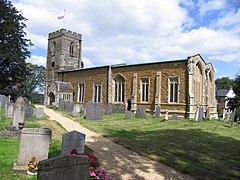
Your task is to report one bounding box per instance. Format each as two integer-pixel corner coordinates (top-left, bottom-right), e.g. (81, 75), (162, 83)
(72, 113), (240, 180)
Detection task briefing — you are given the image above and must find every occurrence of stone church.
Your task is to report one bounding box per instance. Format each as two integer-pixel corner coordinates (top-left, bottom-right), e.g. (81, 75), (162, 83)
(44, 29), (218, 119)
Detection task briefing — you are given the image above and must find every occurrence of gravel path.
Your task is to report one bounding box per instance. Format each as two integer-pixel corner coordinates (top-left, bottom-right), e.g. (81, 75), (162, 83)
(41, 105), (194, 180)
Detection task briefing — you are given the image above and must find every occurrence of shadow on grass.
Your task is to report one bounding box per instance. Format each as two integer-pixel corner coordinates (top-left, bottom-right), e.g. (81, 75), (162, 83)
(100, 128), (240, 180)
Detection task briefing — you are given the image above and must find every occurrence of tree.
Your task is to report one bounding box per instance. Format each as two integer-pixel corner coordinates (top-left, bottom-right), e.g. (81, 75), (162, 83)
(21, 63), (46, 94)
(0, 0), (32, 95)
(215, 77), (233, 90)
(227, 73), (240, 120)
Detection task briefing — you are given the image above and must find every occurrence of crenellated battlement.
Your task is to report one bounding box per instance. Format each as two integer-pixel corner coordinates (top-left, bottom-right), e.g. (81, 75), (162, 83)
(48, 28), (82, 40)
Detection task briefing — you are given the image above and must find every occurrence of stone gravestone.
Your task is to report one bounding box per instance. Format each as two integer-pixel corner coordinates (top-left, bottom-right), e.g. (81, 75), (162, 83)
(194, 106), (199, 121)
(106, 103), (113, 115)
(22, 97), (30, 108)
(172, 113), (178, 120)
(58, 100), (65, 111)
(205, 107), (210, 119)
(25, 106), (33, 119)
(5, 103), (14, 118)
(38, 155), (90, 180)
(114, 104), (125, 113)
(70, 104), (82, 117)
(135, 105), (146, 118)
(155, 105), (160, 118)
(125, 110), (131, 119)
(198, 107), (204, 121)
(14, 128), (52, 172)
(163, 110), (169, 121)
(0, 102), (2, 120)
(11, 97), (25, 129)
(231, 108), (236, 121)
(94, 103), (103, 120)
(61, 130), (86, 155)
(36, 107), (44, 118)
(65, 101), (74, 112)
(86, 101), (95, 120)
(1, 95), (9, 106)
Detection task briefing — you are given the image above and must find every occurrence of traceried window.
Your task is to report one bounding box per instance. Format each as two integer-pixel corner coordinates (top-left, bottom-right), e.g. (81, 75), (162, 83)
(93, 83), (101, 102)
(78, 83), (85, 103)
(141, 78), (149, 102)
(70, 42), (74, 56)
(114, 75), (125, 103)
(169, 77), (179, 103)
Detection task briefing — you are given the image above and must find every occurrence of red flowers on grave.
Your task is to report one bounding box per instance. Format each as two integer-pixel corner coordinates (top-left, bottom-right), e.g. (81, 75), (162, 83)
(27, 157), (38, 175)
(66, 149), (109, 180)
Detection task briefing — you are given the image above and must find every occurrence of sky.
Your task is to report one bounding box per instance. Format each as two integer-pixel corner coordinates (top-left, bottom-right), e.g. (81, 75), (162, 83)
(12, 0), (240, 79)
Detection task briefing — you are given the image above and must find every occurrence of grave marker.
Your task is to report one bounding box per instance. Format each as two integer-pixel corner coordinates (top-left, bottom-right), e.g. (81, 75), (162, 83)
(65, 101), (74, 112)
(86, 101), (95, 120)
(61, 130), (86, 155)
(36, 107), (44, 118)
(11, 97), (25, 129)
(38, 155), (90, 180)
(95, 103), (103, 120)
(135, 105), (146, 118)
(172, 113), (178, 120)
(14, 128), (52, 171)
(25, 106), (33, 119)
(5, 103), (14, 118)
(106, 103), (113, 115)
(155, 105), (160, 118)
(125, 110), (131, 119)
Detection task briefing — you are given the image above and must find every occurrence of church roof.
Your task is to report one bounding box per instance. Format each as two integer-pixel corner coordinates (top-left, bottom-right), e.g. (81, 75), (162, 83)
(55, 81), (73, 91)
(216, 89), (228, 97)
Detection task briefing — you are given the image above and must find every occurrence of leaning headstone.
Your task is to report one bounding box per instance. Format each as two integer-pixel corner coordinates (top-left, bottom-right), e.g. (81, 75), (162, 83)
(155, 105), (160, 118)
(38, 155), (90, 180)
(61, 130), (86, 155)
(94, 103), (103, 120)
(5, 103), (14, 118)
(114, 104), (125, 113)
(125, 110), (131, 119)
(106, 103), (113, 115)
(65, 101), (74, 112)
(36, 107), (44, 118)
(85, 101), (95, 120)
(13, 128), (52, 172)
(135, 105), (146, 118)
(11, 97), (25, 129)
(25, 106), (33, 119)
(58, 100), (65, 111)
(172, 113), (178, 120)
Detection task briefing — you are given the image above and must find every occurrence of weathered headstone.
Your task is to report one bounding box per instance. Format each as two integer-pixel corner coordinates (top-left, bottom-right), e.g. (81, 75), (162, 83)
(106, 103), (113, 115)
(61, 130), (86, 155)
(36, 107), (44, 118)
(155, 105), (160, 118)
(125, 110), (131, 119)
(114, 104), (125, 113)
(194, 106), (199, 121)
(5, 103), (14, 118)
(231, 108), (236, 121)
(172, 113), (178, 120)
(11, 97), (25, 129)
(163, 110), (169, 121)
(94, 103), (103, 120)
(25, 106), (33, 119)
(0, 102), (2, 120)
(70, 104), (82, 117)
(205, 107), (210, 119)
(86, 101), (95, 120)
(1, 95), (9, 106)
(38, 155), (90, 180)
(65, 101), (74, 112)
(135, 105), (146, 118)
(198, 107), (204, 121)
(22, 97), (30, 108)
(14, 128), (52, 172)
(58, 100), (65, 111)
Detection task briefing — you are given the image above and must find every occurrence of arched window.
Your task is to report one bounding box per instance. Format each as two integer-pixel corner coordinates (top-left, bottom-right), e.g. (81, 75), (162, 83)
(114, 75), (125, 103)
(70, 42), (74, 56)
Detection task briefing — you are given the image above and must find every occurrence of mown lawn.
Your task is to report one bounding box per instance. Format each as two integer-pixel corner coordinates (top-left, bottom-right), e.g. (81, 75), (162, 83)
(72, 113), (240, 180)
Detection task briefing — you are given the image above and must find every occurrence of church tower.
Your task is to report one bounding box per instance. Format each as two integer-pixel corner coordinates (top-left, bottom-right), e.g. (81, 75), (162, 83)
(44, 29), (82, 105)
(46, 29), (82, 82)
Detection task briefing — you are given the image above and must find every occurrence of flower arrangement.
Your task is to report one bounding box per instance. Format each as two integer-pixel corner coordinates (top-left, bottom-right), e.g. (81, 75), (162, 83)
(67, 149), (109, 180)
(27, 157), (38, 175)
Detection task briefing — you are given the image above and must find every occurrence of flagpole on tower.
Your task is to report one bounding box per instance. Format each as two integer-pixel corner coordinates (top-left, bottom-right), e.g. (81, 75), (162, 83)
(58, 9), (66, 28)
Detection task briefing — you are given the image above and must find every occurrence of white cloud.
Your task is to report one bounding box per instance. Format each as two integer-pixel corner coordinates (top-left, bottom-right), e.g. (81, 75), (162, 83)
(197, 0), (226, 16)
(26, 55), (46, 67)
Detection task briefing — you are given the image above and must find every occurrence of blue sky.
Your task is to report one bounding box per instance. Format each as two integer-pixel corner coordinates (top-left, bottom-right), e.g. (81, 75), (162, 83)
(12, 0), (240, 79)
